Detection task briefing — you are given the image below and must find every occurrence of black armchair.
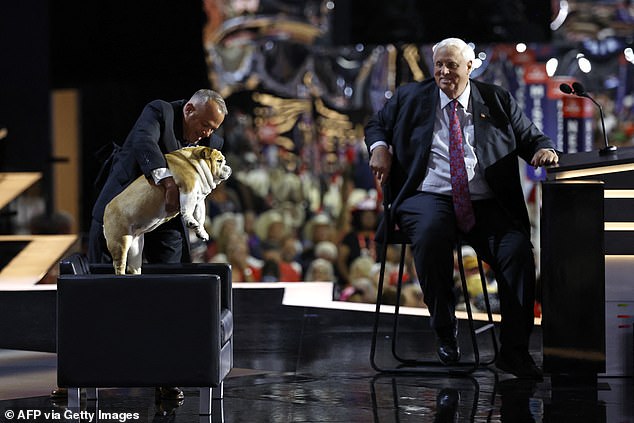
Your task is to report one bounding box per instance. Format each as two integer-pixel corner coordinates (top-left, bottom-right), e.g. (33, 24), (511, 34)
(57, 254), (233, 415)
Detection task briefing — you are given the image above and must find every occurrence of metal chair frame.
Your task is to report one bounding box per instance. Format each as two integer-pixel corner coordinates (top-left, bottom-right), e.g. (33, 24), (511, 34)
(370, 192), (499, 374)
(370, 373), (485, 422)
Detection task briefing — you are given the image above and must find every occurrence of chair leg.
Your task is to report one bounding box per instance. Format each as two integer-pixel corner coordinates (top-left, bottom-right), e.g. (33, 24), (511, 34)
(370, 238), (390, 372)
(86, 387), (98, 401)
(212, 381), (224, 400)
(390, 243), (408, 361)
(199, 414), (213, 423)
(476, 256), (499, 365)
(199, 388), (212, 415)
(387, 244), (479, 373)
(372, 239), (499, 374)
(68, 388), (81, 409)
(372, 240), (477, 374)
(455, 245), (499, 368)
(456, 246), (481, 369)
(200, 386), (225, 421)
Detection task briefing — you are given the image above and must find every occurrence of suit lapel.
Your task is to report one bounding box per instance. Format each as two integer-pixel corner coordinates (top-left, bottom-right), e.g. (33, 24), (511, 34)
(397, 83), (438, 205)
(415, 83), (438, 155)
(470, 82), (496, 169)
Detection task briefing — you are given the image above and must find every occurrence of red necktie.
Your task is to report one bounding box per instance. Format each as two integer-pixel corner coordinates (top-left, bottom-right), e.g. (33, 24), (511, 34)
(449, 100), (475, 233)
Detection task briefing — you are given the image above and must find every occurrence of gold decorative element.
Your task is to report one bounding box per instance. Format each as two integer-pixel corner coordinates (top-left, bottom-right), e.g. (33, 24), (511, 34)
(387, 44), (397, 93)
(253, 92), (312, 135)
(252, 73), (364, 154)
(403, 44), (425, 82)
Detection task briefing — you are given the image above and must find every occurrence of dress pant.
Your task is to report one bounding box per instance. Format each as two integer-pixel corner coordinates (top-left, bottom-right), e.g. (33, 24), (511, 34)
(396, 192), (536, 352)
(87, 216), (187, 265)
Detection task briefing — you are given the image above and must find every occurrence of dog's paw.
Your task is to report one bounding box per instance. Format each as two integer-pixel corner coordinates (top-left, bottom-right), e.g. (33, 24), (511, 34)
(196, 230), (210, 242)
(183, 217), (197, 228)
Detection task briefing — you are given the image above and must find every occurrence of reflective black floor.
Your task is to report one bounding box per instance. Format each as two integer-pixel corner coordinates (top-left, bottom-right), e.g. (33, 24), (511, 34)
(1, 286), (632, 422)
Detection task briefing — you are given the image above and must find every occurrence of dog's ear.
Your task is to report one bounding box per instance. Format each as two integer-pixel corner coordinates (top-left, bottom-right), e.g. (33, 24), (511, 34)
(201, 147), (214, 160)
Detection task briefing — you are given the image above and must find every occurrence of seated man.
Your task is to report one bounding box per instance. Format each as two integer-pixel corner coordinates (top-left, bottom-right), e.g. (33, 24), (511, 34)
(364, 37), (558, 379)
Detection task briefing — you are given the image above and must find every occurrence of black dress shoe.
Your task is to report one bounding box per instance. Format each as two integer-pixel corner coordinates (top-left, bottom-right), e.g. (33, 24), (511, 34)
(155, 387), (185, 402)
(436, 324), (460, 365)
(496, 350), (543, 381)
(437, 337), (461, 365)
(155, 397), (184, 419)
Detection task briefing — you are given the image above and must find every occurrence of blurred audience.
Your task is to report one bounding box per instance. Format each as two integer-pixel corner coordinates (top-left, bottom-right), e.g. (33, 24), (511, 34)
(218, 231), (262, 283)
(455, 246), (500, 313)
(335, 190), (379, 288)
(255, 209), (288, 250)
(204, 212), (244, 261)
(259, 234), (302, 282)
(299, 213), (336, 276)
(339, 256), (377, 303)
(206, 182), (243, 219)
(305, 258), (335, 282)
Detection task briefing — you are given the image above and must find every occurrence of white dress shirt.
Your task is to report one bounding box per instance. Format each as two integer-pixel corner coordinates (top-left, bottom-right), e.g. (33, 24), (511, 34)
(151, 167), (174, 184)
(370, 82), (493, 199)
(420, 84), (493, 199)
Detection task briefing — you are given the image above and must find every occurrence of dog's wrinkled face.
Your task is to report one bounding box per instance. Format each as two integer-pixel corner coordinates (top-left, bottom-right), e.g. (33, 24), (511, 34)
(209, 149), (232, 183)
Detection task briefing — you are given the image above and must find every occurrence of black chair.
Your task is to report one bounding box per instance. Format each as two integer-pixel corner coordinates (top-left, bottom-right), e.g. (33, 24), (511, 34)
(370, 189), (498, 374)
(57, 254), (233, 416)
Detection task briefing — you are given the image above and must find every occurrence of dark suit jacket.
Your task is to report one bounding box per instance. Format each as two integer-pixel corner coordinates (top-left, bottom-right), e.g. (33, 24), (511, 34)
(364, 78), (555, 234)
(90, 99), (224, 262)
(92, 99), (224, 224)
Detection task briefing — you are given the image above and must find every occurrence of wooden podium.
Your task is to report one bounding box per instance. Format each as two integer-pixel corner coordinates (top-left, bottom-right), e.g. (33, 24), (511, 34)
(543, 146), (634, 377)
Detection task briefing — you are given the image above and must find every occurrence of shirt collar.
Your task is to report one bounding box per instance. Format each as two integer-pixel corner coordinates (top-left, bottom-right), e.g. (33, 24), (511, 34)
(439, 81), (471, 110)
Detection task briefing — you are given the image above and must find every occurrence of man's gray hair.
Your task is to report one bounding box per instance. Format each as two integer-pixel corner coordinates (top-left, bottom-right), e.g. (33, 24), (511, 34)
(432, 38), (475, 62)
(190, 89), (228, 115)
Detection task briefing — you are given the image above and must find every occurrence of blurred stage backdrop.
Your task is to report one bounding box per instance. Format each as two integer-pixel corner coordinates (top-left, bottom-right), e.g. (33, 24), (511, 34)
(199, 0), (634, 217)
(2, 0), (634, 266)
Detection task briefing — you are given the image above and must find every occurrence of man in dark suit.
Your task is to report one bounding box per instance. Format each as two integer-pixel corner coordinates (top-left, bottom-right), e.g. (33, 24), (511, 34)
(88, 89), (227, 266)
(82, 90), (227, 401)
(365, 38), (558, 379)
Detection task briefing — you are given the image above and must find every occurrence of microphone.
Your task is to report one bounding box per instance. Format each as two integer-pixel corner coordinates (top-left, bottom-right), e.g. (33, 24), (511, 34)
(559, 83), (573, 95)
(559, 82), (616, 155)
(572, 82), (586, 96)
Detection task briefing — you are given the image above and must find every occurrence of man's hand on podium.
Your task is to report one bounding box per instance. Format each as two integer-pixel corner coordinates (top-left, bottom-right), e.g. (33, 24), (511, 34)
(531, 148), (559, 168)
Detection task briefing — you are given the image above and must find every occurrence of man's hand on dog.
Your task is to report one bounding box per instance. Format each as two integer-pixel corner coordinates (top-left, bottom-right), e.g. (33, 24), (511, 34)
(159, 176), (180, 214)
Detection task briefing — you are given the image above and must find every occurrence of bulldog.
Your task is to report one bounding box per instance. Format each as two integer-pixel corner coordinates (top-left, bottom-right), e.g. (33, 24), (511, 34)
(103, 146), (231, 275)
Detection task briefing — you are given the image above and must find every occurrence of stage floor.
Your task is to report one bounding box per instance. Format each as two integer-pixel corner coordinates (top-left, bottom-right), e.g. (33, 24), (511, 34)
(0, 284), (632, 422)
